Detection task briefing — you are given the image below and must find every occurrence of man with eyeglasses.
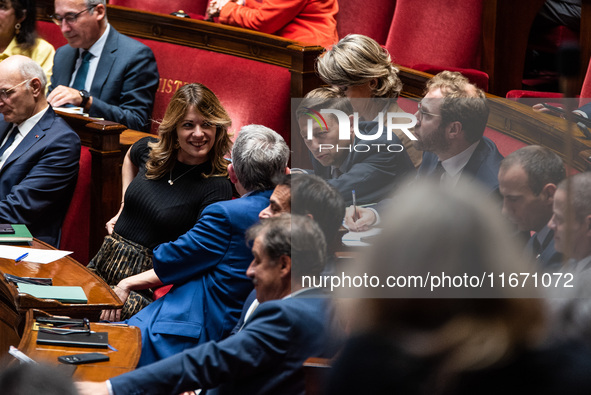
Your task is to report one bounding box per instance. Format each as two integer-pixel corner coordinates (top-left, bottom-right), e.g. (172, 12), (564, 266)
(413, 71), (502, 188)
(47, 0), (158, 132)
(0, 55), (80, 246)
(345, 71), (503, 230)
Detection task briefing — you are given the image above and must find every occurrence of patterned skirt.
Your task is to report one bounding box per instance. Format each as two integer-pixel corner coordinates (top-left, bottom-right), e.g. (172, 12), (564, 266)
(88, 232), (154, 320)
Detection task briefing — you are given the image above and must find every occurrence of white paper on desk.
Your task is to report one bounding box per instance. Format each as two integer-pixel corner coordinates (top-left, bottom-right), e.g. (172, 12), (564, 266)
(55, 106), (85, 114)
(342, 228), (382, 247)
(0, 245), (72, 264)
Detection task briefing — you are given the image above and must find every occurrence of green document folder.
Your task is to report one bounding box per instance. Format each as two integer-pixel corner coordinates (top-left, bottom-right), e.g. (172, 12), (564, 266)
(0, 224), (33, 242)
(17, 283), (88, 304)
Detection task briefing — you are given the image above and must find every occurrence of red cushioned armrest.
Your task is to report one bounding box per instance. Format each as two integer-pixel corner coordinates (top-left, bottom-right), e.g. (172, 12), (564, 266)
(413, 64), (489, 92)
(154, 284), (173, 300)
(505, 90), (564, 99)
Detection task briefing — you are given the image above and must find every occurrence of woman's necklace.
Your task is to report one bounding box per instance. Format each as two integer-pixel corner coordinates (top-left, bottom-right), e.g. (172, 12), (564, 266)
(168, 165), (198, 185)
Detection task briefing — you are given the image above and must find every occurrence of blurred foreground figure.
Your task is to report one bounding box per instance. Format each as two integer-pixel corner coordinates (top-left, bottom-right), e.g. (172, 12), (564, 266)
(0, 362), (78, 395)
(328, 179), (591, 395)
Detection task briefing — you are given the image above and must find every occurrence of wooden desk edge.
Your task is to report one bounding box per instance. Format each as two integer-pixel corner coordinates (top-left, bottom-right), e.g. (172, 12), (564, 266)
(17, 309), (141, 381)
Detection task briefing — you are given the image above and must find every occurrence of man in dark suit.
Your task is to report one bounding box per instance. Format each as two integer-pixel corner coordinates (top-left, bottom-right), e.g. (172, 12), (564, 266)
(259, 173), (345, 252)
(498, 146), (565, 271)
(76, 214), (340, 395)
(102, 125), (290, 367)
(0, 55), (80, 247)
(235, 173), (345, 334)
(549, 173), (591, 273)
(47, 0), (158, 132)
(345, 71), (504, 230)
(297, 87), (415, 205)
(413, 71), (503, 192)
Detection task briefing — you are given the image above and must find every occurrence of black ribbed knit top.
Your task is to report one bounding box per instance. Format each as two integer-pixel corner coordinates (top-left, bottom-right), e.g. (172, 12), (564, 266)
(113, 137), (232, 249)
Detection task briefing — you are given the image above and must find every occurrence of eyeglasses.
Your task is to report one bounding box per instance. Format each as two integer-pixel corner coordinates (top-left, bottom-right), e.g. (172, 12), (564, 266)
(39, 318), (91, 335)
(0, 79), (31, 102)
(417, 101), (442, 120)
(50, 6), (96, 26)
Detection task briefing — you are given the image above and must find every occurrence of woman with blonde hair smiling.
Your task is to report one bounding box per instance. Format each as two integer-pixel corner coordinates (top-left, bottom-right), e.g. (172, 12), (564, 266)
(89, 83), (233, 320)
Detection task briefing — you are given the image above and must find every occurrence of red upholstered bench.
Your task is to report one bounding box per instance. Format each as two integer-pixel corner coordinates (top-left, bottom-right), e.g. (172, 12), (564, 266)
(36, 20), (68, 49)
(412, 64), (489, 93)
(335, 0), (396, 45)
(135, 38), (292, 144)
(385, 0), (488, 91)
(154, 284), (173, 300)
(483, 128), (527, 157)
(61, 145), (92, 264)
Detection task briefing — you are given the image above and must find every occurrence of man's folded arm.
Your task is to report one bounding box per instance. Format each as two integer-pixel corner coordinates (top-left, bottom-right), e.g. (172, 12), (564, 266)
(109, 302), (292, 395)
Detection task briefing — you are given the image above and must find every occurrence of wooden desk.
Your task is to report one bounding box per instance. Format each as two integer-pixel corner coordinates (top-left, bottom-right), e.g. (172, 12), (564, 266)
(304, 357), (331, 395)
(0, 239), (122, 320)
(16, 310), (140, 381)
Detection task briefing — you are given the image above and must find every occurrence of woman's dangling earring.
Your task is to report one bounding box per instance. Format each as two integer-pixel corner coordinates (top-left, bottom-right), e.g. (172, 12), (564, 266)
(15, 23), (21, 35)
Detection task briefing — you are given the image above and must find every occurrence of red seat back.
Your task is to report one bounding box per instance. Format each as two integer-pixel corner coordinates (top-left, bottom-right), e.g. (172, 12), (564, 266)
(385, 0), (484, 70)
(412, 64), (489, 92)
(336, 0), (396, 45)
(135, 38), (292, 145)
(36, 20), (68, 49)
(108, 0), (208, 18)
(60, 145), (91, 264)
(483, 127), (527, 157)
(579, 58), (591, 107)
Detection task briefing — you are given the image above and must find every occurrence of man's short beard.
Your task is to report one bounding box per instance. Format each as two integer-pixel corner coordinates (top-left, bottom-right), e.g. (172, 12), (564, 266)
(414, 124), (450, 153)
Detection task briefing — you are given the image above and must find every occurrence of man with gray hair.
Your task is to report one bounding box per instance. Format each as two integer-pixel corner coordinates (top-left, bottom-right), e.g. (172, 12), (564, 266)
(498, 145), (566, 270)
(549, 172), (591, 272)
(0, 55), (80, 246)
(109, 125), (290, 367)
(47, 0), (158, 132)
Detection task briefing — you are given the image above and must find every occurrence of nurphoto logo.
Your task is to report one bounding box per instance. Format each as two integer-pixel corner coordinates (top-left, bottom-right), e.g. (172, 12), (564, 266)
(303, 108), (417, 153)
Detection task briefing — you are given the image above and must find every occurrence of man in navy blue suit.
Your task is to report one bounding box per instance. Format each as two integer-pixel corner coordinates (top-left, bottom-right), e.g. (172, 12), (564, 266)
(101, 125), (290, 367)
(77, 214), (340, 395)
(549, 173), (591, 273)
(498, 145), (565, 271)
(0, 55), (80, 247)
(47, 0), (159, 132)
(345, 71), (504, 231)
(233, 173), (345, 334)
(413, 71), (503, 191)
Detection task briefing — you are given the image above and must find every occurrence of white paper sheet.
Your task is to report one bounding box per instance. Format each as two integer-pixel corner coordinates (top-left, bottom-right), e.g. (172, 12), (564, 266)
(0, 245), (72, 264)
(342, 228), (382, 247)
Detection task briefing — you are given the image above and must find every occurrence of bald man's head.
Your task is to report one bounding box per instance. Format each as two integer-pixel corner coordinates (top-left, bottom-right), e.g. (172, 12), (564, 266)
(0, 56), (48, 124)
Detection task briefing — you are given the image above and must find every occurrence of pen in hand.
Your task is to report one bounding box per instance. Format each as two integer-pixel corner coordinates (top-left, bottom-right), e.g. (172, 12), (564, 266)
(15, 253), (28, 263)
(352, 190), (358, 222)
